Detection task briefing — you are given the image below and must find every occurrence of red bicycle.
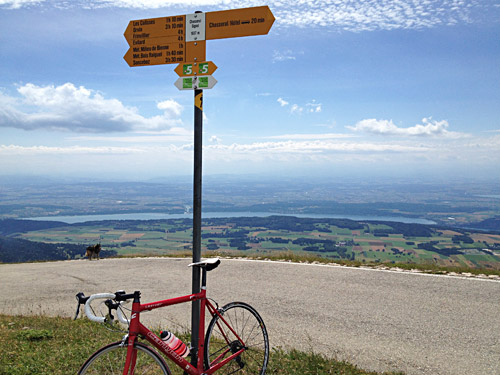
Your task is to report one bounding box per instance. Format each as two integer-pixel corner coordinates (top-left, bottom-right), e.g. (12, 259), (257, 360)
(74, 258), (269, 375)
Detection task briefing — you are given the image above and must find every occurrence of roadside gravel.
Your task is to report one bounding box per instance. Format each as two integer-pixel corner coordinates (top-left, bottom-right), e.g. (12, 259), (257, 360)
(0, 258), (499, 375)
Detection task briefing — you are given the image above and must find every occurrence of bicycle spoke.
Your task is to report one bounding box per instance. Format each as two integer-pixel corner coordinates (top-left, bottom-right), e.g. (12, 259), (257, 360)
(205, 302), (269, 375)
(79, 342), (170, 375)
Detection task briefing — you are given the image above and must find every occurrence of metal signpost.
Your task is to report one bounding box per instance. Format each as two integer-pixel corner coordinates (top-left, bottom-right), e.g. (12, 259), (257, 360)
(123, 5), (275, 368)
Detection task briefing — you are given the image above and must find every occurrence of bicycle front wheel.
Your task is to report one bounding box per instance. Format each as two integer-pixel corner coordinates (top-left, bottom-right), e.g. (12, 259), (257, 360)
(204, 302), (269, 375)
(78, 341), (171, 375)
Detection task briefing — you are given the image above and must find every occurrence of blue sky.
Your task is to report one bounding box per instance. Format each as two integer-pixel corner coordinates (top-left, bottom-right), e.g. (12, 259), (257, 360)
(0, 0), (499, 181)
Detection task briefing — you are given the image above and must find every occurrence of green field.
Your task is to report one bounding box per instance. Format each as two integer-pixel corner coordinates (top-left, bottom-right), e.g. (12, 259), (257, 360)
(13, 216), (500, 271)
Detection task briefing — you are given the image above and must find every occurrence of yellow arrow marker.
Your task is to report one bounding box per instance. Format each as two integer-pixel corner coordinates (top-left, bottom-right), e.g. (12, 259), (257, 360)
(195, 91), (203, 111)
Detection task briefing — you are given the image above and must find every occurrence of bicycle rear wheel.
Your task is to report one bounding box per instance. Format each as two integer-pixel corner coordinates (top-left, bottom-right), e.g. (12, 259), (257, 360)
(204, 302), (269, 375)
(78, 341), (171, 375)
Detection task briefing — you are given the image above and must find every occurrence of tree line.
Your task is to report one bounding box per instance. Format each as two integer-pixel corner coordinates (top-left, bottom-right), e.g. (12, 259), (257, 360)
(0, 235), (117, 263)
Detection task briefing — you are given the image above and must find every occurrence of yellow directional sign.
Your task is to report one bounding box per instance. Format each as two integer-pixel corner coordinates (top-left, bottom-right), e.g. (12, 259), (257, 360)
(124, 41), (186, 67)
(123, 6), (274, 67)
(185, 40), (206, 63)
(174, 61), (218, 77)
(206, 6), (275, 40)
(124, 15), (185, 47)
(127, 35), (179, 48)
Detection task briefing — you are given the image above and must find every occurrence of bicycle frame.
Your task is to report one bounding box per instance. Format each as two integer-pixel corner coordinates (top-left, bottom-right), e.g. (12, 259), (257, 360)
(122, 287), (247, 375)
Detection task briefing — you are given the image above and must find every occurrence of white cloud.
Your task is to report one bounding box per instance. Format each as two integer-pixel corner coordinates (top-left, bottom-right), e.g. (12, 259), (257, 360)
(157, 99), (183, 118)
(2, 1), (485, 32)
(198, 133), (500, 176)
(2, 132), (498, 178)
(206, 139), (428, 155)
(94, 0), (223, 8)
(348, 118), (465, 138)
(274, 0), (482, 31)
(0, 0), (43, 9)
(306, 101), (322, 113)
(0, 144), (144, 155)
(277, 97), (289, 107)
(277, 97), (322, 114)
(67, 127), (193, 143)
(290, 104), (303, 114)
(209, 135), (221, 145)
(0, 83), (184, 133)
(266, 133), (354, 140)
(272, 49), (296, 63)
(0, 137), (427, 160)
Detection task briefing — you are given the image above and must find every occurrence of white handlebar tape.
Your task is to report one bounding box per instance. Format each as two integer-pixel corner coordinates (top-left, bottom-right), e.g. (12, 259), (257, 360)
(84, 293), (116, 323)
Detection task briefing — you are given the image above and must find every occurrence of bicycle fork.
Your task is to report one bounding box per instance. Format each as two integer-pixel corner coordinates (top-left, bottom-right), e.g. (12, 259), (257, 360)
(122, 300), (141, 375)
(119, 334), (138, 375)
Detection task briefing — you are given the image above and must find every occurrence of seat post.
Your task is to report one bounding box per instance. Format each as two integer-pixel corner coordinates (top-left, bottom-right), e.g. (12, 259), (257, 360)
(201, 267), (208, 289)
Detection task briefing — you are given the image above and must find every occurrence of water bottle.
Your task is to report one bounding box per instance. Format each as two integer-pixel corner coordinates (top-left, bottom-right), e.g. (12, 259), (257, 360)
(160, 330), (190, 358)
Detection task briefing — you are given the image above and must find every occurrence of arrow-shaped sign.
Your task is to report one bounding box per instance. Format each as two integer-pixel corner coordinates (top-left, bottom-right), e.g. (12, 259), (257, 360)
(174, 61), (218, 77)
(175, 75), (217, 90)
(124, 41), (186, 67)
(124, 15), (185, 47)
(124, 6), (274, 45)
(123, 6), (274, 67)
(206, 6), (275, 40)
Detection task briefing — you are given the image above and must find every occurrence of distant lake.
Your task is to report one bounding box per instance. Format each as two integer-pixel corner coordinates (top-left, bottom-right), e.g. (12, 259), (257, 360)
(26, 211), (436, 225)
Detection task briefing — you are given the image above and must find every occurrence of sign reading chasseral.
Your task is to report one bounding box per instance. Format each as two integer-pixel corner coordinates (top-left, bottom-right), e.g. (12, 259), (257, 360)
(205, 6), (275, 40)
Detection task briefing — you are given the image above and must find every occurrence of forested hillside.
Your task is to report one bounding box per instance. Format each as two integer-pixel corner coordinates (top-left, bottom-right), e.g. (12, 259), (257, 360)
(0, 219), (68, 236)
(0, 235), (117, 263)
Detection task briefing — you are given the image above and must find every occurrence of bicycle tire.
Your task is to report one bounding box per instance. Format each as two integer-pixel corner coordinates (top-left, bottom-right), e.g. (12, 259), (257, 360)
(78, 341), (171, 375)
(204, 302), (269, 375)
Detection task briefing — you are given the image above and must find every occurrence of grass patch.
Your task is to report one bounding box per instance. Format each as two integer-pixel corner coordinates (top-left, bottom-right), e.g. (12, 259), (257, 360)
(16, 329), (54, 342)
(0, 314), (403, 375)
(385, 261), (500, 276)
(0, 315), (119, 375)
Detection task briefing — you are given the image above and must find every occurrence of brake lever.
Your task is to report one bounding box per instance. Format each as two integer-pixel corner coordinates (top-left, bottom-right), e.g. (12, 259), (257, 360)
(74, 301), (81, 320)
(104, 299), (121, 323)
(74, 292), (89, 320)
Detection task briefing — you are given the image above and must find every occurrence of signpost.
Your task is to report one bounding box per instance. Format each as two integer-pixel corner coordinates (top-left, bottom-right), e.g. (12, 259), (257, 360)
(123, 5), (274, 369)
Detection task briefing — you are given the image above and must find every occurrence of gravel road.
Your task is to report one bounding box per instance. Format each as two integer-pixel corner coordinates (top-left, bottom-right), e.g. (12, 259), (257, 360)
(0, 258), (499, 375)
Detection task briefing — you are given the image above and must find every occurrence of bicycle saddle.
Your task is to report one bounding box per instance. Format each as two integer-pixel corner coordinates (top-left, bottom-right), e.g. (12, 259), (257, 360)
(188, 257), (221, 271)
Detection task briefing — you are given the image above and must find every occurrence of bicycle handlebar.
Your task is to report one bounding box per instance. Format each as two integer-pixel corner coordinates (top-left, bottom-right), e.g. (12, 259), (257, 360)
(84, 293), (116, 323)
(77, 292), (130, 324)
